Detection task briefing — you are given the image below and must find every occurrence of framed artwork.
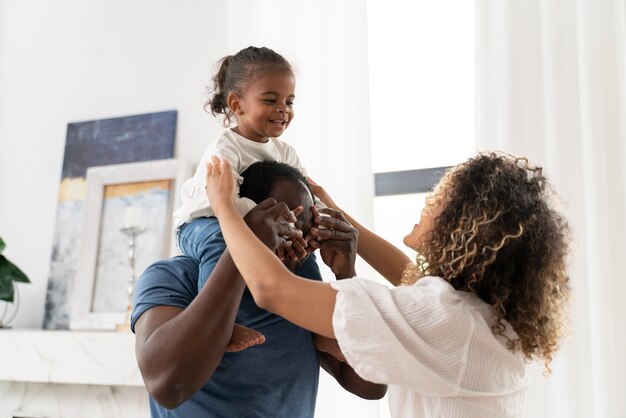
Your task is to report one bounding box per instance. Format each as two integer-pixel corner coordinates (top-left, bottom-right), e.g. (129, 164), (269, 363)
(44, 110), (177, 329)
(70, 159), (189, 330)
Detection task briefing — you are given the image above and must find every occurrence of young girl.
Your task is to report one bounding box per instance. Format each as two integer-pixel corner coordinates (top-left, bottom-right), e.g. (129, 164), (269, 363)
(173, 46), (316, 351)
(205, 152), (572, 417)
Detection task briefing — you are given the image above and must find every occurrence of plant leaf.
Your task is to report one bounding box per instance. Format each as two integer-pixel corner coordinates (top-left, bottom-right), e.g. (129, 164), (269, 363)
(0, 269), (14, 303)
(0, 237), (5, 253)
(0, 255), (30, 283)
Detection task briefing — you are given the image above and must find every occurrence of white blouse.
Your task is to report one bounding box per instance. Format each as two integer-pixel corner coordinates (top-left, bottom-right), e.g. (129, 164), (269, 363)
(330, 276), (531, 418)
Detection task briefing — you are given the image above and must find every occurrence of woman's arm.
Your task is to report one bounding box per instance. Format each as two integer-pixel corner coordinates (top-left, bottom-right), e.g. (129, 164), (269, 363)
(308, 177), (412, 286)
(206, 157), (338, 338)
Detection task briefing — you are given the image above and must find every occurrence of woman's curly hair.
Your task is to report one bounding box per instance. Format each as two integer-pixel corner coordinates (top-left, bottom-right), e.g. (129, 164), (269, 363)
(403, 152), (571, 373)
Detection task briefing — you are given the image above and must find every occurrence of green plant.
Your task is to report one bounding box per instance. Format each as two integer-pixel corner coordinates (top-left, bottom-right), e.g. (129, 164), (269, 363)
(0, 237), (30, 302)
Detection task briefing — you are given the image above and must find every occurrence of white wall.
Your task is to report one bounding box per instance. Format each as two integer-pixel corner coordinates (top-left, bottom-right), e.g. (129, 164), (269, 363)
(0, 0), (230, 328)
(0, 1), (380, 416)
(0, 0), (376, 329)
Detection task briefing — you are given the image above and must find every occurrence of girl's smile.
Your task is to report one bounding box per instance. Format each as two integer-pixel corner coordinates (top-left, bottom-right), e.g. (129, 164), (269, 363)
(229, 71), (296, 143)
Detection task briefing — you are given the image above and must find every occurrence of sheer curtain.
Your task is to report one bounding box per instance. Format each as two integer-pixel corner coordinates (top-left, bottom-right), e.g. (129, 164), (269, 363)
(476, 0), (626, 417)
(227, 1), (381, 417)
(226, 0), (374, 227)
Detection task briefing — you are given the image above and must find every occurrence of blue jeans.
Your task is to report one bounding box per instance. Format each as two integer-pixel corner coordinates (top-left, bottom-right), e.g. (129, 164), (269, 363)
(178, 217), (226, 292)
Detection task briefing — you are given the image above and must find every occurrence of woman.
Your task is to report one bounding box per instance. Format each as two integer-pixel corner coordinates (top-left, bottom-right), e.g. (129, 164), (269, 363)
(205, 152), (571, 418)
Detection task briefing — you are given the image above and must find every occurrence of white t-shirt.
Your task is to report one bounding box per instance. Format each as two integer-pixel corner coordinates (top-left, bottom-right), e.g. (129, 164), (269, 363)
(330, 276), (531, 418)
(173, 129), (307, 227)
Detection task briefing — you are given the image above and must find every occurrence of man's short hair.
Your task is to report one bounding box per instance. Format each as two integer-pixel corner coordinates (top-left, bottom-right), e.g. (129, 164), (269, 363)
(239, 161), (312, 203)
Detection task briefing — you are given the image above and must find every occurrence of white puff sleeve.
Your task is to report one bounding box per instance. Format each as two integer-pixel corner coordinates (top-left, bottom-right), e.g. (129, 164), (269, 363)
(330, 276), (475, 397)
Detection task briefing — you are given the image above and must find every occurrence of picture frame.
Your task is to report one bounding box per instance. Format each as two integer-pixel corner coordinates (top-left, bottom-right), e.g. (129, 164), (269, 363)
(44, 110), (177, 330)
(70, 159), (190, 330)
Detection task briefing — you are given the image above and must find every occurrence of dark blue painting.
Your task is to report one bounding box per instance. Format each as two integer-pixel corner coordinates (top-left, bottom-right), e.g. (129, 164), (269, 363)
(44, 110), (177, 329)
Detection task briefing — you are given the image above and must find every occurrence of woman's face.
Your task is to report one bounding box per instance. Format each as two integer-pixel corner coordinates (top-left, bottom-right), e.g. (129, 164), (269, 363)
(403, 194), (442, 253)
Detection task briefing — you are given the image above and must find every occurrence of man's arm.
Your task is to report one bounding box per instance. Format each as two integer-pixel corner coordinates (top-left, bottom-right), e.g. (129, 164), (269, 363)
(316, 336), (388, 399)
(134, 204), (306, 409)
(134, 249), (245, 409)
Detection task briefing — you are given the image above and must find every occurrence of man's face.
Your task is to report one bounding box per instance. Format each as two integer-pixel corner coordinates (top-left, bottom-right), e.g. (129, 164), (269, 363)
(269, 179), (314, 235)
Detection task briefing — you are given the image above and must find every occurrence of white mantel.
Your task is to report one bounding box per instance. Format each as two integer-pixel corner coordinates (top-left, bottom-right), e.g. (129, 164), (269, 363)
(0, 329), (149, 418)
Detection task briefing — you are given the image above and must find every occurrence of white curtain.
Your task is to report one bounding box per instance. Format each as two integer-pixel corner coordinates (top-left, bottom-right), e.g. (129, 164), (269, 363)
(227, 0), (374, 226)
(227, 1), (381, 417)
(476, 0), (626, 417)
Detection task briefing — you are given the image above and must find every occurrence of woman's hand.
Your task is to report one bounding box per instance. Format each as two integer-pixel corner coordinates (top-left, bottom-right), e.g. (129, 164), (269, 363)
(307, 177), (338, 209)
(205, 156), (236, 215)
(307, 206), (357, 279)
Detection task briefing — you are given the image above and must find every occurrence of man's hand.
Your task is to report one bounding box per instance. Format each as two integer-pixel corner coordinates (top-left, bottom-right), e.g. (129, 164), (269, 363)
(244, 198), (308, 263)
(307, 207), (357, 279)
(244, 198), (309, 271)
(316, 331), (388, 400)
(313, 334), (346, 362)
(276, 206), (309, 265)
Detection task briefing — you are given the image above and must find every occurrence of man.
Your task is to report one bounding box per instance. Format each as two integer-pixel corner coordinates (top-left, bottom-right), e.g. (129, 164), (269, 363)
(131, 161), (386, 417)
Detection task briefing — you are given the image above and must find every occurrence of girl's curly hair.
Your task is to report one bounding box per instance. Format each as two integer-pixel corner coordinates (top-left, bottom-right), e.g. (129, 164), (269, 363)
(403, 152), (571, 373)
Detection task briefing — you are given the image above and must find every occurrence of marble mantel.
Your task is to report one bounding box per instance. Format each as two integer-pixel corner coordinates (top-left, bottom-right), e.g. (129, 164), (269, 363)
(0, 329), (149, 418)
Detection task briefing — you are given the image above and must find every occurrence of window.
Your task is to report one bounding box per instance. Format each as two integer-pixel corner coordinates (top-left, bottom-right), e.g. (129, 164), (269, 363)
(366, 2), (474, 415)
(367, 0), (475, 275)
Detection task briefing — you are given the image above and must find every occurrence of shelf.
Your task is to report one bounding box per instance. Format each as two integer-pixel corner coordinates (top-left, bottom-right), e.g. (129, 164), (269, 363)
(0, 329), (144, 387)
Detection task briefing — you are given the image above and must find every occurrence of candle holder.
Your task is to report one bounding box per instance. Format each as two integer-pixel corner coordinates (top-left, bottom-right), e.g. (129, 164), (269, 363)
(116, 225), (146, 332)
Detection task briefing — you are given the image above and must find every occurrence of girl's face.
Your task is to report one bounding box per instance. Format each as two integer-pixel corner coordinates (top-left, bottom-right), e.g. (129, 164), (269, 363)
(230, 71), (296, 143)
(403, 194), (442, 253)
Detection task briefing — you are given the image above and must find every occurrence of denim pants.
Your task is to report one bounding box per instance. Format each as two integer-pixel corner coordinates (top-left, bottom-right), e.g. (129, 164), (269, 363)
(177, 216), (225, 292)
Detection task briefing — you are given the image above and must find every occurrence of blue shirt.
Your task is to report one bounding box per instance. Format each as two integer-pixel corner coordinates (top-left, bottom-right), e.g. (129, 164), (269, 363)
(131, 225), (322, 417)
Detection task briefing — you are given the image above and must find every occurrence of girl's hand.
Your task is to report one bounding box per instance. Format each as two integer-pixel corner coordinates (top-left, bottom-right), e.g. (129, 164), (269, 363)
(307, 177), (338, 209)
(205, 156), (236, 214)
